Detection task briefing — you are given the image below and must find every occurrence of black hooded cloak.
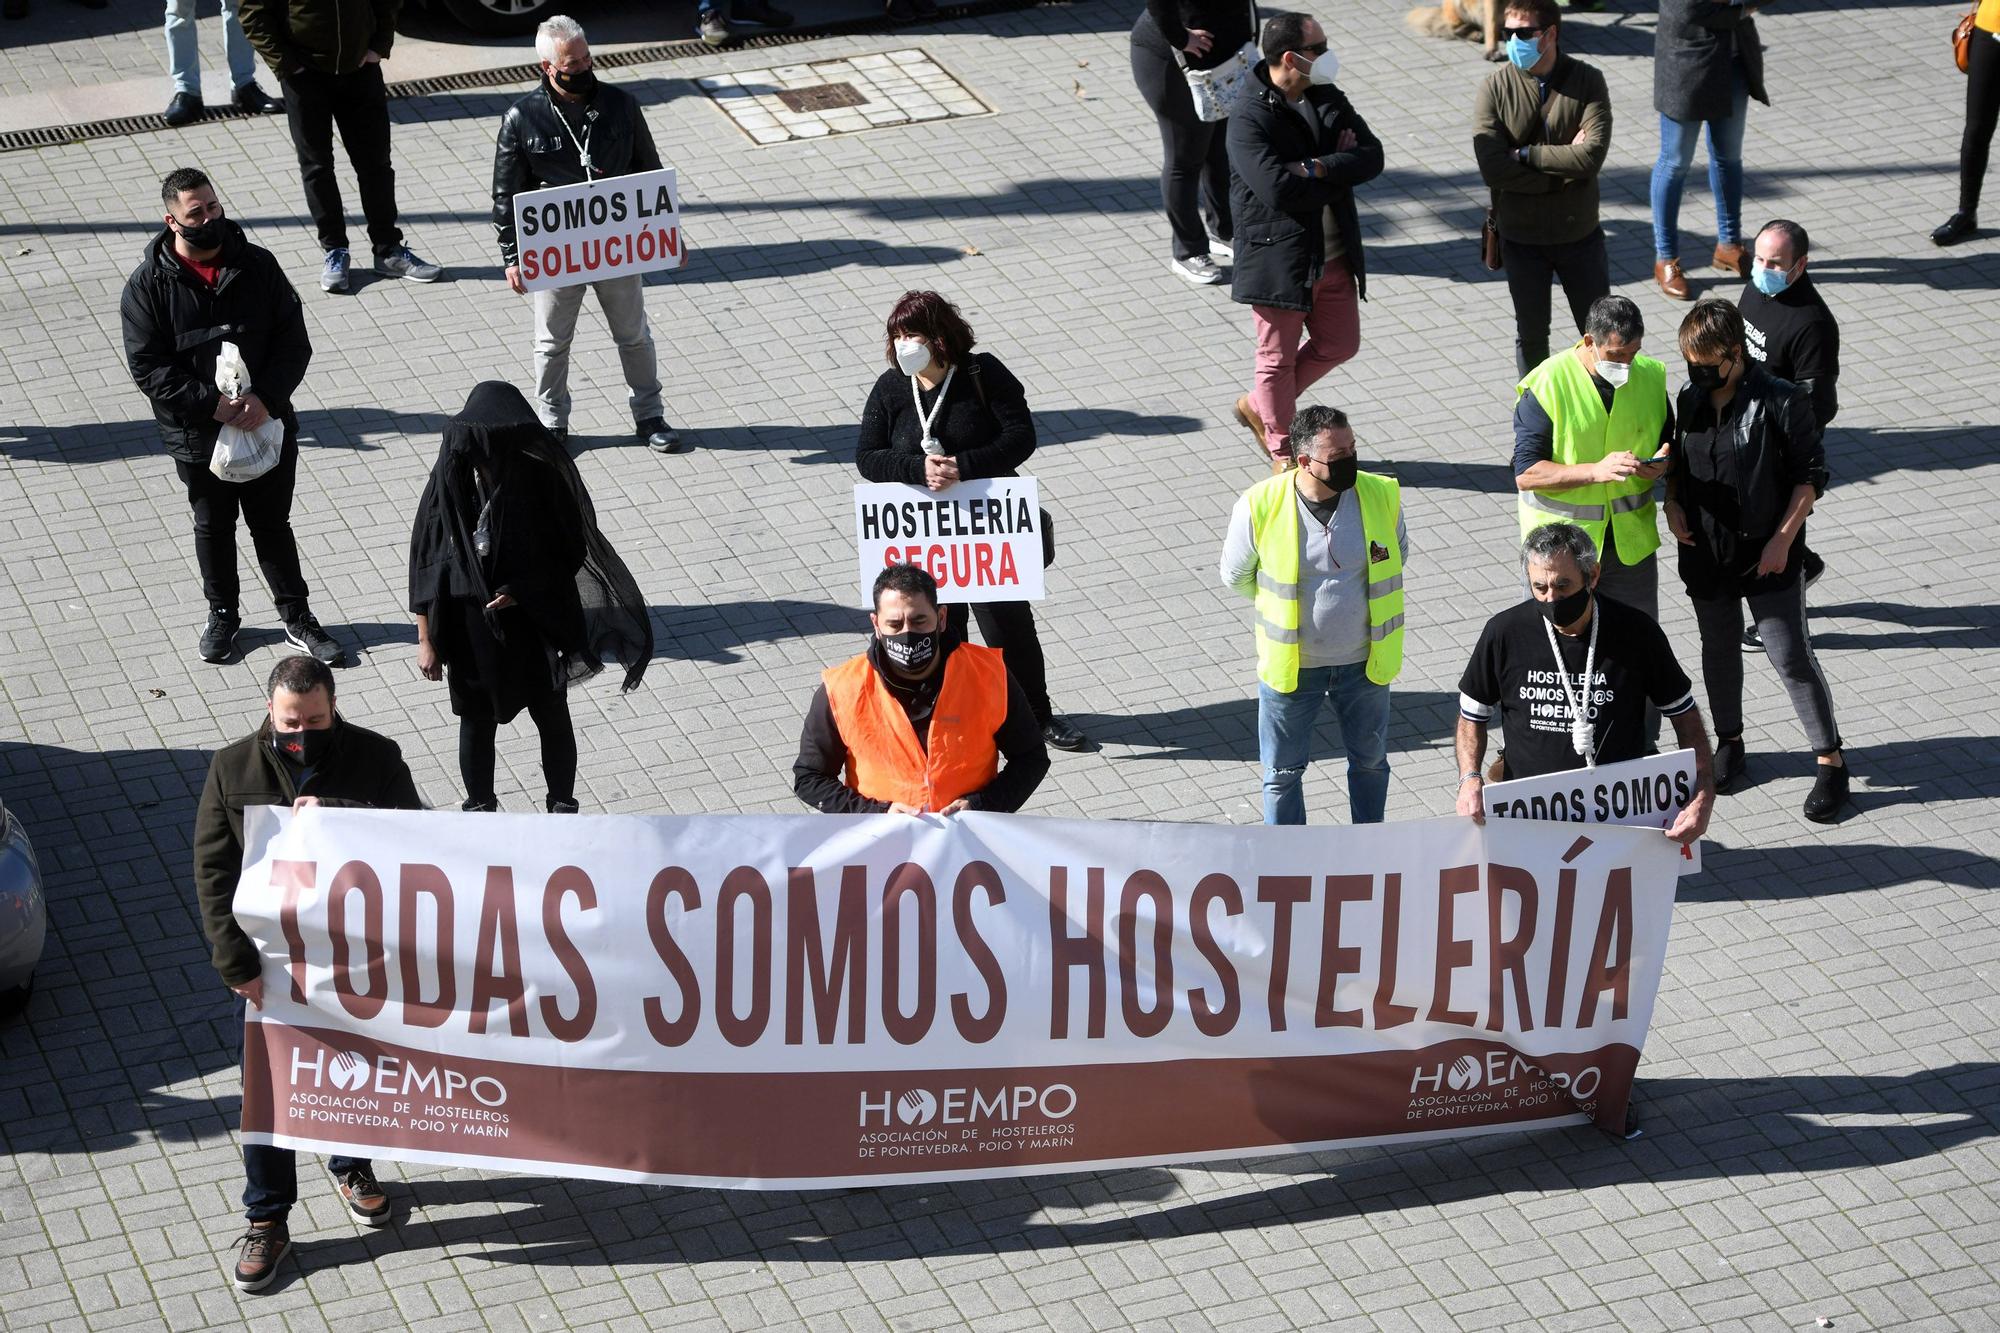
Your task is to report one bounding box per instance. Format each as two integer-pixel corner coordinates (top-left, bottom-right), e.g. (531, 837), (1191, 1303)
(409, 382), (652, 720)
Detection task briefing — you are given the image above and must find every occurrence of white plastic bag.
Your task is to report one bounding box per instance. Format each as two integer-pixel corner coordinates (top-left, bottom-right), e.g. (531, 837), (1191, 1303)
(208, 340), (283, 482)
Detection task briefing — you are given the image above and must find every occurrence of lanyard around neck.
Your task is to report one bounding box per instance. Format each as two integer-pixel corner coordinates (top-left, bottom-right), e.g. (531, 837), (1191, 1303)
(911, 365), (957, 456)
(1540, 601), (1600, 767)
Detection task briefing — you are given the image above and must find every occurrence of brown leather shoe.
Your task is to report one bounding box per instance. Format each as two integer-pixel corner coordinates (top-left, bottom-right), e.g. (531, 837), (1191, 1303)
(1233, 394), (1268, 453)
(1712, 241), (1748, 276)
(1654, 258), (1690, 300)
(232, 1219), (290, 1292)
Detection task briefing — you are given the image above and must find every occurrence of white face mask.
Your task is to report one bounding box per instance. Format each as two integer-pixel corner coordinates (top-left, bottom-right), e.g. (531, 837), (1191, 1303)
(894, 337), (932, 376)
(1595, 358), (1632, 388)
(1309, 49), (1339, 85)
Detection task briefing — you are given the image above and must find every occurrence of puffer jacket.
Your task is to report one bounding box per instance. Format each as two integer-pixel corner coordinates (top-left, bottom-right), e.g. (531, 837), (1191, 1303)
(1225, 62), (1384, 311)
(119, 222), (311, 464)
(235, 0), (401, 77)
(492, 77), (664, 268)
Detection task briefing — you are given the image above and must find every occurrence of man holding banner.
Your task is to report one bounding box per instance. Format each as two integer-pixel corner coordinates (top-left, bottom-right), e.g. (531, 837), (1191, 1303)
(492, 16), (680, 453)
(192, 656), (423, 1290)
(1454, 523), (1713, 844)
(1220, 405), (1407, 826)
(794, 564), (1049, 814)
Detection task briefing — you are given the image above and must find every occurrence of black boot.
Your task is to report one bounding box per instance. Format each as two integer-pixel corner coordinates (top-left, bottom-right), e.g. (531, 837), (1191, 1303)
(1802, 761), (1848, 823)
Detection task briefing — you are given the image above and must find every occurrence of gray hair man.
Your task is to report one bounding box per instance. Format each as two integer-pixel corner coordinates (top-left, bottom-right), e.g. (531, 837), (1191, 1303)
(1454, 523), (1713, 844)
(493, 15), (682, 452)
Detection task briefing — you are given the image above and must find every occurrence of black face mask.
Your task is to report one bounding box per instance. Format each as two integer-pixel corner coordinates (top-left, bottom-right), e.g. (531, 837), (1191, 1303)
(174, 215), (225, 251)
(1687, 357), (1730, 391)
(879, 629), (940, 675)
(272, 725), (332, 767)
(552, 67), (597, 98)
(1537, 586), (1592, 628)
(1319, 456), (1359, 491)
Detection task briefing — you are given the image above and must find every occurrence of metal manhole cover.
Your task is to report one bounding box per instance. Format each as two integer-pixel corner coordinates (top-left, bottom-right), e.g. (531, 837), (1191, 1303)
(775, 82), (867, 113)
(698, 49), (990, 144)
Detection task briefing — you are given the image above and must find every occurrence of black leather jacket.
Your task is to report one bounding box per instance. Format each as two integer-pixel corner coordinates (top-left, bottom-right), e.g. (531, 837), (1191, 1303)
(1670, 364), (1827, 593)
(492, 77), (663, 267)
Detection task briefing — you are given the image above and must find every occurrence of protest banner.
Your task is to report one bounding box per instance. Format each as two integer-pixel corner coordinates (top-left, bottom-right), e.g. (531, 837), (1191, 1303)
(236, 808), (1682, 1189)
(853, 478), (1045, 606)
(1484, 749), (1703, 872)
(513, 167), (685, 293)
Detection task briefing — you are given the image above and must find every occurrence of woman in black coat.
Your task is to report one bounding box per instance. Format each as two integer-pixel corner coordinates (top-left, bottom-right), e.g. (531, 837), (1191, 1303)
(1130, 0), (1256, 285)
(1661, 302), (1847, 824)
(409, 381), (652, 811)
(856, 291), (1089, 751)
(1649, 0), (1769, 298)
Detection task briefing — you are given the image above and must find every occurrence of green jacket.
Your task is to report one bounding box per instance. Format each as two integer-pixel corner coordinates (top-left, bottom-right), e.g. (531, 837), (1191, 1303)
(193, 717), (422, 986)
(1472, 53), (1611, 247)
(236, 0), (402, 78)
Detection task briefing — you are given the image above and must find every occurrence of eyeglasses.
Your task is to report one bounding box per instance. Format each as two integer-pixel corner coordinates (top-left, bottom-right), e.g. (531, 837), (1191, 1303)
(1502, 25), (1544, 39)
(1292, 42), (1328, 57)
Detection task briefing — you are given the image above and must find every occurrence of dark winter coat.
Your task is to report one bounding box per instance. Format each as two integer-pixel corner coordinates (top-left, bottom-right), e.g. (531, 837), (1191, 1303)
(856, 354), (1035, 486)
(1654, 0), (1768, 123)
(1670, 364), (1825, 597)
(192, 718), (421, 986)
(1225, 63), (1384, 311)
(119, 222), (312, 465)
(235, 0), (401, 77)
(492, 77), (665, 268)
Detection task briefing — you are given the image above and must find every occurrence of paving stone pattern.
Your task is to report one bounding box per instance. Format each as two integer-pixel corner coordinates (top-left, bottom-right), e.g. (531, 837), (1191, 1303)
(2, 1), (1999, 1329)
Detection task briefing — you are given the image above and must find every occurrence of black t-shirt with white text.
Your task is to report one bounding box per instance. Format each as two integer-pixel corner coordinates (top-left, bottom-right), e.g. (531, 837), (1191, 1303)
(1459, 595), (1696, 780)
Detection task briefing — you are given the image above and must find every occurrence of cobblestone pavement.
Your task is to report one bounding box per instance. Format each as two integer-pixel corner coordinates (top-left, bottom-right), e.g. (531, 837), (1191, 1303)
(3, 0), (1999, 1328)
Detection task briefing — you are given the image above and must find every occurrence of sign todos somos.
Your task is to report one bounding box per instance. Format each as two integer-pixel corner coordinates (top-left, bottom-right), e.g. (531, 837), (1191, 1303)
(514, 167), (685, 293)
(853, 478), (1044, 606)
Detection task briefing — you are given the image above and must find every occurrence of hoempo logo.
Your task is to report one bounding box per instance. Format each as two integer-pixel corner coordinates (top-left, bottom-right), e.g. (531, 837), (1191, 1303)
(895, 1090), (939, 1125)
(327, 1051), (372, 1092)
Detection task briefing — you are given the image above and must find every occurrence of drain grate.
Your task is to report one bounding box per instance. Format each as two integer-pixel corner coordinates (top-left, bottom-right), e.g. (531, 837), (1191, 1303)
(0, 0), (1067, 154)
(702, 49), (988, 144)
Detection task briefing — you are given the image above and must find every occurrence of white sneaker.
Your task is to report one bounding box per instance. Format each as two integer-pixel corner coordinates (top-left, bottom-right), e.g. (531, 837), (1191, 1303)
(1170, 254), (1225, 285)
(1207, 236), (1233, 263)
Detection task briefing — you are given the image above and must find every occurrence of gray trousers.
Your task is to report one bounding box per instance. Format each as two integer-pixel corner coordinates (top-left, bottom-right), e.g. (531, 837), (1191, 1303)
(531, 274), (663, 430)
(1690, 578), (1842, 754)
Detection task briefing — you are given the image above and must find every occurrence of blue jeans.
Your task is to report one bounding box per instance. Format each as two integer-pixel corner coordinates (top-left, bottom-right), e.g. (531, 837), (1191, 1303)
(1650, 69), (1750, 260)
(165, 0), (257, 96)
(1257, 663), (1392, 825)
(243, 1145), (369, 1222)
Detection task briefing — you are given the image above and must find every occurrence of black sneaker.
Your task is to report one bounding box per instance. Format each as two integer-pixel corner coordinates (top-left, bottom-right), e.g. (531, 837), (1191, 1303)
(163, 90), (204, 126)
(1803, 761), (1849, 823)
(547, 798), (580, 813)
(1713, 736), (1745, 793)
(198, 610), (240, 663)
(1041, 716), (1090, 751)
(461, 797), (499, 812)
(233, 81), (282, 114)
(1741, 623), (1764, 651)
(335, 1166), (390, 1226)
(283, 615), (345, 666)
(638, 417), (685, 453)
(232, 1219), (290, 1292)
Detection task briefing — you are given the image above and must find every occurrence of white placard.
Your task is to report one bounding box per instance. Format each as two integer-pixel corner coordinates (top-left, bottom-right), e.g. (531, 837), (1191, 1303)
(1484, 749), (1703, 872)
(514, 167), (685, 292)
(854, 478), (1045, 606)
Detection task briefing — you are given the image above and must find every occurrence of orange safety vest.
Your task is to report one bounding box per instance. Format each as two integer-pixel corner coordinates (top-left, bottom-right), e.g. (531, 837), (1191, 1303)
(822, 643), (1008, 811)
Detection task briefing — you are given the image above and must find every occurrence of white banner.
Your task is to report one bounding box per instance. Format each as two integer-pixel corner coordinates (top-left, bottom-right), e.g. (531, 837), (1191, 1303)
(853, 478), (1045, 606)
(514, 167), (685, 292)
(235, 808), (1681, 1189)
(1484, 749), (1702, 872)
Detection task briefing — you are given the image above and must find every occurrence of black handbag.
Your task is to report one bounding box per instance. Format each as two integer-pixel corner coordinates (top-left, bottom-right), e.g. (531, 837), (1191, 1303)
(965, 360), (1055, 568)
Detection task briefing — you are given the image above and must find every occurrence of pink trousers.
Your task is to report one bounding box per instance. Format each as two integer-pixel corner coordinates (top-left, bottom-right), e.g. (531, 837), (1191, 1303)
(1250, 257), (1361, 457)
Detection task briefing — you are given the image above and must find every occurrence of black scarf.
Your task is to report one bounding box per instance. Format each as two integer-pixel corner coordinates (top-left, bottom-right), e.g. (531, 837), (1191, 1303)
(408, 381), (653, 692)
